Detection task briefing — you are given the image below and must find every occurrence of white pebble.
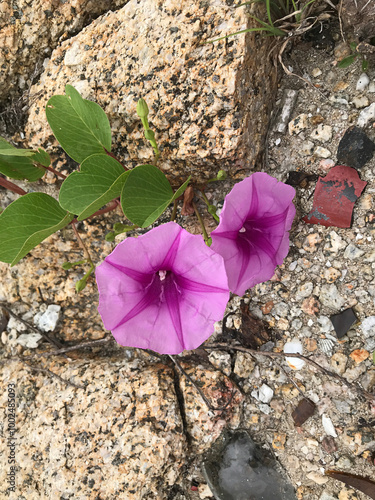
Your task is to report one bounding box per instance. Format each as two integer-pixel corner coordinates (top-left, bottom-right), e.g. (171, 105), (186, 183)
(284, 340), (305, 370)
(322, 414), (337, 437)
(34, 304), (61, 332)
(357, 102), (375, 127)
(356, 72), (370, 91)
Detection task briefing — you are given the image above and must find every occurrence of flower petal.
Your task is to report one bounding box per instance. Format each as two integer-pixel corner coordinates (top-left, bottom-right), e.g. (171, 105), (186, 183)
(96, 222), (230, 354)
(211, 173), (295, 296)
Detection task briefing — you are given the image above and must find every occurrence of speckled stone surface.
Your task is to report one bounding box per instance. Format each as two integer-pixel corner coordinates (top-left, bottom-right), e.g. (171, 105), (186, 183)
(0, 0), (128, 102)
(25, 0), (278, 183)
(0, 355), (188, 499)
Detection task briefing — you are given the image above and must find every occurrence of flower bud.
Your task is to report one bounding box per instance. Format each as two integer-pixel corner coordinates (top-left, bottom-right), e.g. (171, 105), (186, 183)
(136, 98), (149, 118)
(144, 129), (155, 141)
(216, 170), (227, 180)
(75, 279), (87, 293)
(62, 262), (74, 270)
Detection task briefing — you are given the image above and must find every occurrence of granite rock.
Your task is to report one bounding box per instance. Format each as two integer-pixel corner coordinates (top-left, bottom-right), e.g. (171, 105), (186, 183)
(0, 357), (187, 499)
(24, 0), (278, 183)
(0, 0), (128, 103)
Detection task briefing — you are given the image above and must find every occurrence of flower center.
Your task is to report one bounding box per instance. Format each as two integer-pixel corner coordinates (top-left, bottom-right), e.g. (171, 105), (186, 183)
(239, 227), (246, 233)
(158, 270), (168, 281)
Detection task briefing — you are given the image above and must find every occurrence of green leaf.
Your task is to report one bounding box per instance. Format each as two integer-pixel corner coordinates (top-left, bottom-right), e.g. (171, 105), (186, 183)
(120, 164), (190, 228)
(46, 84), (112, 163)
(0, 137), (45, 181)
(59, 154), (128, 220)
(32, 148), (51, 167)
(362, 59), (369, 72)
(171, 176), (191, 201)
(0, 193), (74, 266)
(338, 54), (357, 68)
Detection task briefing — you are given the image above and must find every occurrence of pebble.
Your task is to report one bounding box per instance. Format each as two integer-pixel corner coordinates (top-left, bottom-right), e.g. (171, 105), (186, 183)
(360, 369), (375, 391)
(198, 484), (213, 498)
(311, 68), (322, 77)
(315, 146), (331, 158)
(369, 80), (375, 93)
(253, 384), (274, 404)
(321, 436), (338, 455)
(330, 353), (347, 375)
(324, 267), (341, 283)
(333, 81), (349, 92)
(233, 352), (255, 378)
(329, 95), (349, 106)
(319, 284), (345, 310)
(343, 244), (364, 260)
(324, 231), (347, 254)
(344, 364), (367, 383)
(310, 124), (332, 142)
(208, 351), (232, 376)
(320, 158), (335, 170)
(306, 471), (329, 485)
(317, 316), (333, 333)
(34, 304), (61, 332)
(303, 233), (322, 252)
(310, 114), (325, 125)
(334, 42), (351, 60)
(352, 96), (369, 109)
(301, 297), (320, 315)
(284, 340), (305, 370)
(16, 333), (42, 348)
(296, 282), (314, 300)
(361, 316), (375, 338)
(322, 415), (338, 437)
(289, 114), (308, 135)
(272, 433), (286, 450)
(357, 102), (375, 127)
(273, 301), (289, 317)
(356, 73), (370, 91)
(300, 140), (315, 156)
(349, 348), (369, 363)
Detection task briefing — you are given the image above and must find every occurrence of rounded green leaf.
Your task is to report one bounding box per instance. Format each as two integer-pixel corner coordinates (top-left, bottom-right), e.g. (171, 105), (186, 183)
(121, 164), (174, 228)
(0, 136), (45, 181)
(120, 165), (190, 228)
(0, 193), (74, 266)
(59, 154), (128, 220)
(46, 84), (112, 163)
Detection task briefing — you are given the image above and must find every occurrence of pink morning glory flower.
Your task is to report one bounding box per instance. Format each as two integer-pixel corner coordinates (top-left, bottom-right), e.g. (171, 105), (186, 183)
(210, 173), (295, 296)
(96, 222), (229, 354)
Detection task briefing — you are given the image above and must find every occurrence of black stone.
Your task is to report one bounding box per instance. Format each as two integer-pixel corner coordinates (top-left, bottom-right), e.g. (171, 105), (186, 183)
(337, 126), (375, 170)
(330, 308), (357, 338)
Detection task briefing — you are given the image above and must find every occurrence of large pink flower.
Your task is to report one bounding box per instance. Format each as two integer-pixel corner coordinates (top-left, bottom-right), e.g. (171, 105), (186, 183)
(96, 222), (229, 354)
(211, 173), (295, 296)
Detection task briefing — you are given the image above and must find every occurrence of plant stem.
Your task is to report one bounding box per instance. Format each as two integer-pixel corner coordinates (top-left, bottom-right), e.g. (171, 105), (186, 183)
(70, 200), (119, 225)
(37, 163), (67, 179)
(0, 177), (27, 195)
(193, 201), (210, 245)
(199, 191), (220, 223)
(72, 223), (94, 267)
(104, 150), (129, 170)
(170, 200), (178, 221)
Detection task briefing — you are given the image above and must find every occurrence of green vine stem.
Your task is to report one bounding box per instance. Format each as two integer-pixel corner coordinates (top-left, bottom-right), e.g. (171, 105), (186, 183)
(193, 201), (211, 246)
(199, 191), (220, 223)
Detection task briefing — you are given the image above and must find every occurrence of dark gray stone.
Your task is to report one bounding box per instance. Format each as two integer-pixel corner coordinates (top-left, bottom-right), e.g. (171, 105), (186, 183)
(202, 430), (296, 500)
(336, 126), (375, 170)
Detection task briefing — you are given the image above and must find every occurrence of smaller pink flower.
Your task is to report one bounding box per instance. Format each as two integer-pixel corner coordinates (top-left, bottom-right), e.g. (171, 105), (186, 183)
(211, 173), (295, 296)
(96, 222), (229, 355)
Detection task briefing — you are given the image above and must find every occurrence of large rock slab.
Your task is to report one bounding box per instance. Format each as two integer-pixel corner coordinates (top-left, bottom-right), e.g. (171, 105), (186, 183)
(0, 357), (186, 499)
(0, 351), (244, 498)
(0, 0), (128, 103)
(25, 0), (278, 183)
